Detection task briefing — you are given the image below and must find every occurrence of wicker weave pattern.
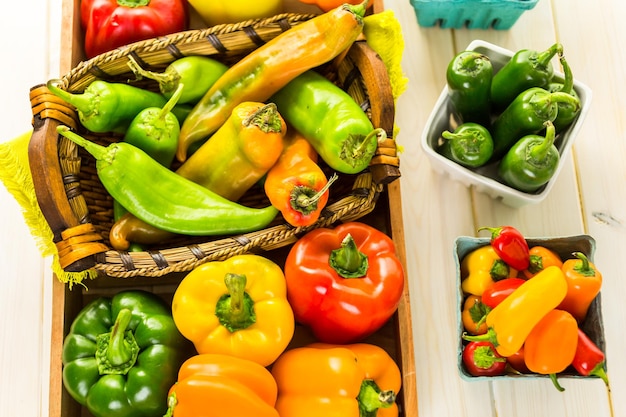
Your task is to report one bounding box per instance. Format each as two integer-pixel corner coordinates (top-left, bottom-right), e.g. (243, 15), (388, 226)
(28, 12), (399, 278)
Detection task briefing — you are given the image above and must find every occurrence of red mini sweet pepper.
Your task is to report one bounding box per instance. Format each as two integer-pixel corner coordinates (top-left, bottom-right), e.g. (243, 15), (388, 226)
(284, 221), (405, 344)
(81, 0), (189, 58)
(572, 328), (610, 386)
(478, 225), (530, 271)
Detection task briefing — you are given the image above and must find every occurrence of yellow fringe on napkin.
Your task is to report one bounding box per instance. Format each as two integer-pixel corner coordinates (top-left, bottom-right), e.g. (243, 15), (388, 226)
(0, 131), (97, 288)
(364, 9), (409, 103)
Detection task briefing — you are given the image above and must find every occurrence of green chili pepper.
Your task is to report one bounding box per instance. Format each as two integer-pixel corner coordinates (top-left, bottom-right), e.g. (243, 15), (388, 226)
(47, 79), (169, 133)
(446, 51), (493, 126)
(57, 126), (279, 236)
(490, 87), (581, 160)
(498, 121), (560, 193)
(127, 55), (228, 104)
(439, 122), (494, 168)
(547, 55), (581, 132)
(491, 43), (563, 109)
(270, 70), (384, 174)
(123, 82), (184, 167)
(62, 290), (191, 417)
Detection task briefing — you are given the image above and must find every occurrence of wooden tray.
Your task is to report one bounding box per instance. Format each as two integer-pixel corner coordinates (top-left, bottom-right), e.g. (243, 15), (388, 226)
(46, 0), (418, 416)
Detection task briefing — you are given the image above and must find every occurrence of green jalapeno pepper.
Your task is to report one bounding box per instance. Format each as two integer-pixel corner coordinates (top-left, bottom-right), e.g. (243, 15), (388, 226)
(446, 51), (493, 126)
(270, 70), (384, 174)
(47, 79), (169, 133)
(439, 122), (494, 168)
(127, 55), (228, 104)
(57, 126), (279, 236)
(490, 87), (581, 160)
(547, 55), (581, 132)
(498, 121), (559, 193)
(491, 43), (563, 110)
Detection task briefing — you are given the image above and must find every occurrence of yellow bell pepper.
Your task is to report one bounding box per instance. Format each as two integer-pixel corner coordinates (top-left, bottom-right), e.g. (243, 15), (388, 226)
(461, 245), (518, 296)
(271, 343), (401, 417)
(172, 254), (295, 367)
(188, 0), (283, 27)
(464, 266), (568, 357)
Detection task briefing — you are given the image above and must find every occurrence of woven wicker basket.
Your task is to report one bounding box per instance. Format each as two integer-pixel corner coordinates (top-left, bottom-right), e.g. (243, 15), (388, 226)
(27, 10), (400, 278)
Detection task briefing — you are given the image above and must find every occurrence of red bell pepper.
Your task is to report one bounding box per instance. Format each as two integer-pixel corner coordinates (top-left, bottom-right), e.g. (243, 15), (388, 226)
(572, 328), (609, 386)
(284, 221), (405, 344)
(81, 0), (189, 58)
(478, 225), (530, 271)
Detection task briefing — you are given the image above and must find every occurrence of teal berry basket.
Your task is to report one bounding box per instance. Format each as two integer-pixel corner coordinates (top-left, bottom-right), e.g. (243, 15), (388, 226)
(411, 0), (539, 30)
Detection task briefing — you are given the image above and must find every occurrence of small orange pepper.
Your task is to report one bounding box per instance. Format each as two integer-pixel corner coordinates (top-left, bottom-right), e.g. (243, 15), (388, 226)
(461, 295), (489, 335)
(264, 129), (337, 227)
(164, 353), (279, 417)
(523, 309), (579, 391)
(297, 0), (373, 12)
(522, 246), (563, 279)
(557, 252), (602, 322)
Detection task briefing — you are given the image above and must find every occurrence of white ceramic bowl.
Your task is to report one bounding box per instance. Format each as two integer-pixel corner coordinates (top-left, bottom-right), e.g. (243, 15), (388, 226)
(421, 40), (592, 207)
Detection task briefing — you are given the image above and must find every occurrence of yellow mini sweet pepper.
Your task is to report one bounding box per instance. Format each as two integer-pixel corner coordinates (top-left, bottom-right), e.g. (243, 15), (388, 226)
(172, 254), (295, 367)
(461, 245), (518, 296)
(188, 0), (283, 27)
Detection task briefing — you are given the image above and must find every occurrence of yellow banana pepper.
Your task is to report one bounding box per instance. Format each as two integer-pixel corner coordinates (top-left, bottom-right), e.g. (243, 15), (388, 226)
(463, 265), (568, 357)
(188, 1), (283, 27)
(461, 245), (518, 296)
(172, 255), (295, 367)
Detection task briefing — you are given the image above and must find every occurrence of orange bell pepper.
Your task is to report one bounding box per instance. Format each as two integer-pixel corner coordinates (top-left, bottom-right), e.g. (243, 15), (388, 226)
(172, 254), (295, 366)
(463, 265), (568, 357)
(271, 343), (401, 417)
(461, 245), (518, 296)
(522, 245), (563, 279)
(264, 129), (336, 227)
(523, 309), (579, 391)
(557, 252), (602, 322)
(164, 353), (279, 417)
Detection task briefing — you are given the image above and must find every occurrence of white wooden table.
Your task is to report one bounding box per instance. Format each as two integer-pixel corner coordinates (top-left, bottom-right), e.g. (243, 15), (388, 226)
(1, 0), (624, 416)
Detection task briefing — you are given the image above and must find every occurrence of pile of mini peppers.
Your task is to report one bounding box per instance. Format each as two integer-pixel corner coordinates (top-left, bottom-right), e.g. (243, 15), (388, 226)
(439, 43), (582, 193)
(459, 225), (608, 392)
(49, 0), (388, 252)
(62, 221), (405, 417)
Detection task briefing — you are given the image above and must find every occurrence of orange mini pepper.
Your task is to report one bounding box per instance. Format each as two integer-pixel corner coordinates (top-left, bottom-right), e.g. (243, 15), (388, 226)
(271, 343), (401, 417)
(523, 309), (579, 391)
(461, 295), (489, 335)
(558, 252), (602, 322)
(522, 245), (563, 279)
(164, 353), (279, 417)
(461, 245), (518, 296)
(297, 0), (373, 12)
(464, 265), (568, 357)
(264, 129), (336, 227)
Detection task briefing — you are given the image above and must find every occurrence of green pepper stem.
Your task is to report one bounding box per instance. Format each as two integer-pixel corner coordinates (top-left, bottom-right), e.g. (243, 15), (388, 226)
(57, 126), (112, 163)
(244, 103), (284, 133)
(95, 308), (140, 375)
(347, 0), (370, 20)
(127, 54), (173, 86)
(293, 173), (339, 210)
(358, 379), (396, 417)
(547, 91), (581, 112)
(529, 121), (556, 161)
(536, 43), (564, 67)
(572, 252), (596, 276)
(558, 55), (574, 94)
(107, 309), (133, 366)
(47, 79), (93, 115)
(329, 234), (369, 278)
(163, 392), (177, 417)
(462, 329), (499, 347)
(157, 83), (185, 122)
(215, 273), (257, 332)
(550, 373), (566, 392)
(589, 362), (610, 387)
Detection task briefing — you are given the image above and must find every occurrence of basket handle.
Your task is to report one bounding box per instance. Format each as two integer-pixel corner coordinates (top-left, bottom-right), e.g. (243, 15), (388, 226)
(347, 41), (401, 185)
(28, 84), (108, 272)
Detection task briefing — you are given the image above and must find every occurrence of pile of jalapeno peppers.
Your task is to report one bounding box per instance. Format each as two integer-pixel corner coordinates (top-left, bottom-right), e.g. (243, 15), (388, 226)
(440, 43), (582, 193)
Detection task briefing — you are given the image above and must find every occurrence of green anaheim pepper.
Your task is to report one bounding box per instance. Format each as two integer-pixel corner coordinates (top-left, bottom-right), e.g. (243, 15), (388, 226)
(62, 290), (192, 417)
(439, 122), (494, 168)
(270, 70), (384, 174)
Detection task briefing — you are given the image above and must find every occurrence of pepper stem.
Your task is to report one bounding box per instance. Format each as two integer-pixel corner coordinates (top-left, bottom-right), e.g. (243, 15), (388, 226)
(462, 329), (499, 347)
(358, 379), (396, 417)
(57, 126), (112, 163)
(163, 392), (177, 417)
(95, 308), (140, 375)
(244, 103), (284, 133)
(127, 54), (176, 89)
(346, 0), (370, 21)
(47, 79), (93, 115)
(536, 43), (564, 68)
(329, 234), (369, 278)
(558, 55), (574, 94)
(572, 252), (596, 276)
(157, 83), (185, 122)
(547, 91), (582, 112)
(529, 121), (556, 161)
(292, 173), (339, 211)
(215, 273), (257, 332)
(589, 362), (610, 387)
(550, 373), (566, 392)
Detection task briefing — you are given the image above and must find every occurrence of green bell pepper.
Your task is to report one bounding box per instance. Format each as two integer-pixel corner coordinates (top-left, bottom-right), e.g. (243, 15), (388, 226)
(62, 290), (191, 417)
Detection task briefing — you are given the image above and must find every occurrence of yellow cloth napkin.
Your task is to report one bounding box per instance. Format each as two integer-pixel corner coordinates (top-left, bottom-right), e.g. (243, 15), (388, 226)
(0, 131), (97, 287)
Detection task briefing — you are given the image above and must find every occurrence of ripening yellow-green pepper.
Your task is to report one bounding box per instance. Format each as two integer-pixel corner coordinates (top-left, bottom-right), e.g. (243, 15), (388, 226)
(188, 0), (283, 27)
